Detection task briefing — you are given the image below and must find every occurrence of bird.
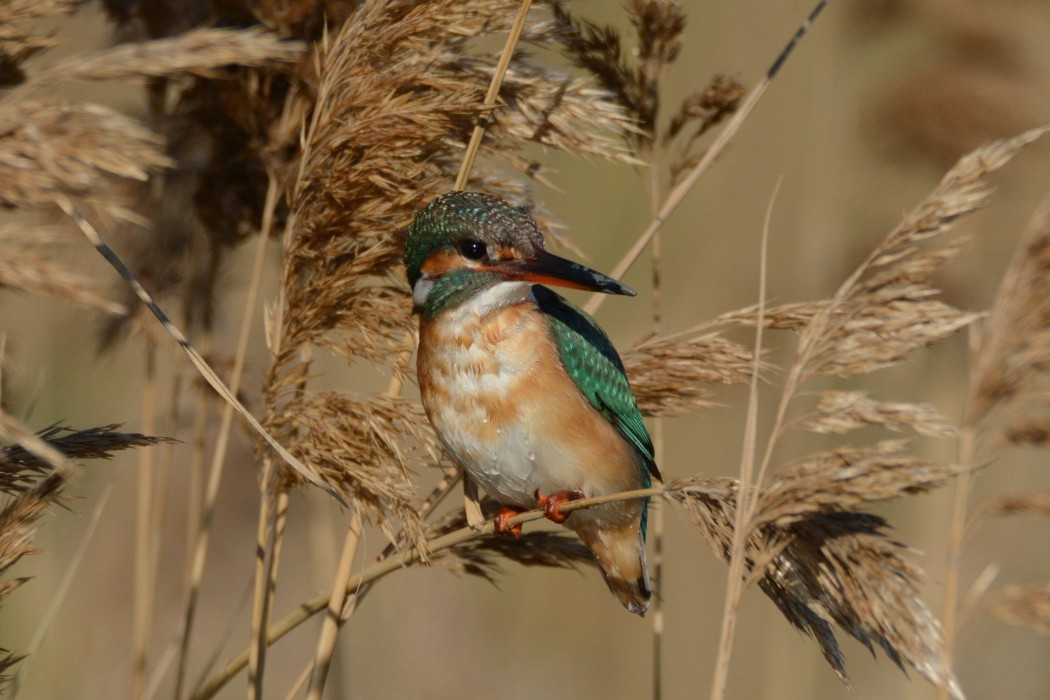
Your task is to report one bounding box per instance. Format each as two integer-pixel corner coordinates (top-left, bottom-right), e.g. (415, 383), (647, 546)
(405, 191), (660, 615)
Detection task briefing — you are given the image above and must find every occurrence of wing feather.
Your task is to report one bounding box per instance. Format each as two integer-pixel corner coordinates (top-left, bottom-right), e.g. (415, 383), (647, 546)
(533, 285), (660, 483)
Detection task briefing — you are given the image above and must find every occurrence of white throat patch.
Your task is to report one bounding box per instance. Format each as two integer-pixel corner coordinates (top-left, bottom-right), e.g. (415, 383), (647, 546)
(413, 276), (434, 309)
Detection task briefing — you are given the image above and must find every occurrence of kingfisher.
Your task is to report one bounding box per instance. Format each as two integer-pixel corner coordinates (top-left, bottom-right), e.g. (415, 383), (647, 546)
(405, 191), (660, 616)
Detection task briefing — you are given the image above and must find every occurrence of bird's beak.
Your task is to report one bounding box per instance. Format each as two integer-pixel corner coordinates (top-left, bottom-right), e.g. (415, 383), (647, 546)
(487, 248), (636, 296)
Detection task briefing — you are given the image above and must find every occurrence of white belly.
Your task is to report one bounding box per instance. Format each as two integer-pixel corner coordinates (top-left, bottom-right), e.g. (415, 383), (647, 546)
(430, 401), (579, 509)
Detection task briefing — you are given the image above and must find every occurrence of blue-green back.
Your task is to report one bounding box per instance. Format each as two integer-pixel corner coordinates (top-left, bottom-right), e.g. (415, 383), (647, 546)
(533, 285), (660, 526)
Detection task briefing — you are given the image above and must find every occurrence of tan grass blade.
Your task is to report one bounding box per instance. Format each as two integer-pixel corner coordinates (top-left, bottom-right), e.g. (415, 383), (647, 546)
(585, 0), (831, 318)
(708, 176), (774, 700)
(54, 196), (346, 505)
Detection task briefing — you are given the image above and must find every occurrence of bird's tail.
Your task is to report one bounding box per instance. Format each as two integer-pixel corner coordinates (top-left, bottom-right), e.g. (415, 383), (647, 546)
(576, 519), (651, 616)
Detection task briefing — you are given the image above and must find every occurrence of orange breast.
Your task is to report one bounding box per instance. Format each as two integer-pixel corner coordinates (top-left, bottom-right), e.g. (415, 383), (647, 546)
(417, 284), (646, 523)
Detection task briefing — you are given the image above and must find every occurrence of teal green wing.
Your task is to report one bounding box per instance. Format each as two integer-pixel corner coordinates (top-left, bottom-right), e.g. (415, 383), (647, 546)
(533, 285), (660, 484)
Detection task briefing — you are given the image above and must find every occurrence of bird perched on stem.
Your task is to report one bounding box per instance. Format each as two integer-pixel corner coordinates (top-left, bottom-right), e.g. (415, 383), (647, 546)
(405, 192), (659, 615)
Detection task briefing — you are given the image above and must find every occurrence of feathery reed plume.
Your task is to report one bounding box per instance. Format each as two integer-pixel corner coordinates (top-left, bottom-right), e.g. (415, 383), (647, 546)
(16, 27), (305, 89)
(623, 331), (759, 417)
(686, 130), (1047, 697)
(966, 195), (1050, 436)
(550, 0), (683, 145)
(0, 225), (125, 315)
(757, 441), (957, 523)
(666, 476), (962, 696)
(0, 0), (78, 86)
(942, 177), (1050, 686)
(796, 391), (958, 437)
(984, 585), (1050, 636)
(0, 100), (169, 215)
(985, 493), (1050, 519)
(0, 417), (168, 689)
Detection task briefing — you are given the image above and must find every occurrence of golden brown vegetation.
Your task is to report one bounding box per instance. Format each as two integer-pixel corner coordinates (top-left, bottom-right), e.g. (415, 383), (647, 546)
(2, 2), (1050, 699)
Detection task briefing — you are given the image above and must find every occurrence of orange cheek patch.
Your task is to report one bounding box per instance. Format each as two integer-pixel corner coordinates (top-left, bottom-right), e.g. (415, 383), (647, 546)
(420, 250), (464, 277)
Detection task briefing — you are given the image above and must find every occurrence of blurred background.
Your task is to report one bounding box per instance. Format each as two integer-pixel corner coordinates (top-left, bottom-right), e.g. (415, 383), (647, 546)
(2, 1), (1050, 698)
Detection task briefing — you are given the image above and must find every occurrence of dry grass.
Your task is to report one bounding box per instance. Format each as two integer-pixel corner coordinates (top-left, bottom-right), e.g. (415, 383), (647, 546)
(1, 2), (1050, 699)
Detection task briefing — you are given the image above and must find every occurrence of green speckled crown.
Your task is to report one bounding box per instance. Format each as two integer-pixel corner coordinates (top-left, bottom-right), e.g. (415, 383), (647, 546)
(404, 192), (545, 287)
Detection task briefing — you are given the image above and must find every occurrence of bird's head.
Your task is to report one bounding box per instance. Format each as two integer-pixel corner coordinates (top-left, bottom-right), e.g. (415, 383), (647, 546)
(405, 192), (634, 317)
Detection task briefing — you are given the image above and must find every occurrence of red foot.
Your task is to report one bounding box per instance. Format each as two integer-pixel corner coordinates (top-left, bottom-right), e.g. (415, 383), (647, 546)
(534, 488), (585, 524)
(493, 506), (525, 537)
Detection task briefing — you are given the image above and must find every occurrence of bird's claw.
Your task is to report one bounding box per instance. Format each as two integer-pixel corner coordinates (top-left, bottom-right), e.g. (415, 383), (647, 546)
(534, 488), (585, 524)
(493, 506), (524, 537)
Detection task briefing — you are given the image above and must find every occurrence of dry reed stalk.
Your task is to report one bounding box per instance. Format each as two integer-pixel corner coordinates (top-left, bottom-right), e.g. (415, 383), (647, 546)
(455, 0), (534, 191)
(191, 486), (667, 700)
(305, 512), (363, 700)
(247, 477), (291, 700)
(57, 197), (344, 503)
(584, 0), (829, 317)
(940, 188), (1050, 698)
(633, 1), (687, 689)
(132, 341), (158, 699)
(174, 175), (278, 700)
(708, 186), (772, 700)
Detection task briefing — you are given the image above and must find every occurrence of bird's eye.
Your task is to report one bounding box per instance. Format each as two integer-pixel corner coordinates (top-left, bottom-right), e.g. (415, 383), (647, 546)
(458, 239), (487, 261)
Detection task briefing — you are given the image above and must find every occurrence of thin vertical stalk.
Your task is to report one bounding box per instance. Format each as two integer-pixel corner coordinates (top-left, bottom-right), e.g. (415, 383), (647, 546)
(133, 339), (158, 699)
(248, 467), (288, 700)
(708, 189), (773, 700)
(585, 0), (829, 318)
(185, 333), (212, 568)
(300, 338), (414, 698)
(645, 147), (665, 700)
(938, 427), (975, 700)
(174, 175), (277, 699)
(306, 513), (364, 700)
(454, 0), (533, 191)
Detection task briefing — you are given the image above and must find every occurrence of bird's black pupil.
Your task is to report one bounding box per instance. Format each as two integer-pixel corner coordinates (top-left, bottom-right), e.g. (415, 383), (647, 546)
(459, 239), (486, 261)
